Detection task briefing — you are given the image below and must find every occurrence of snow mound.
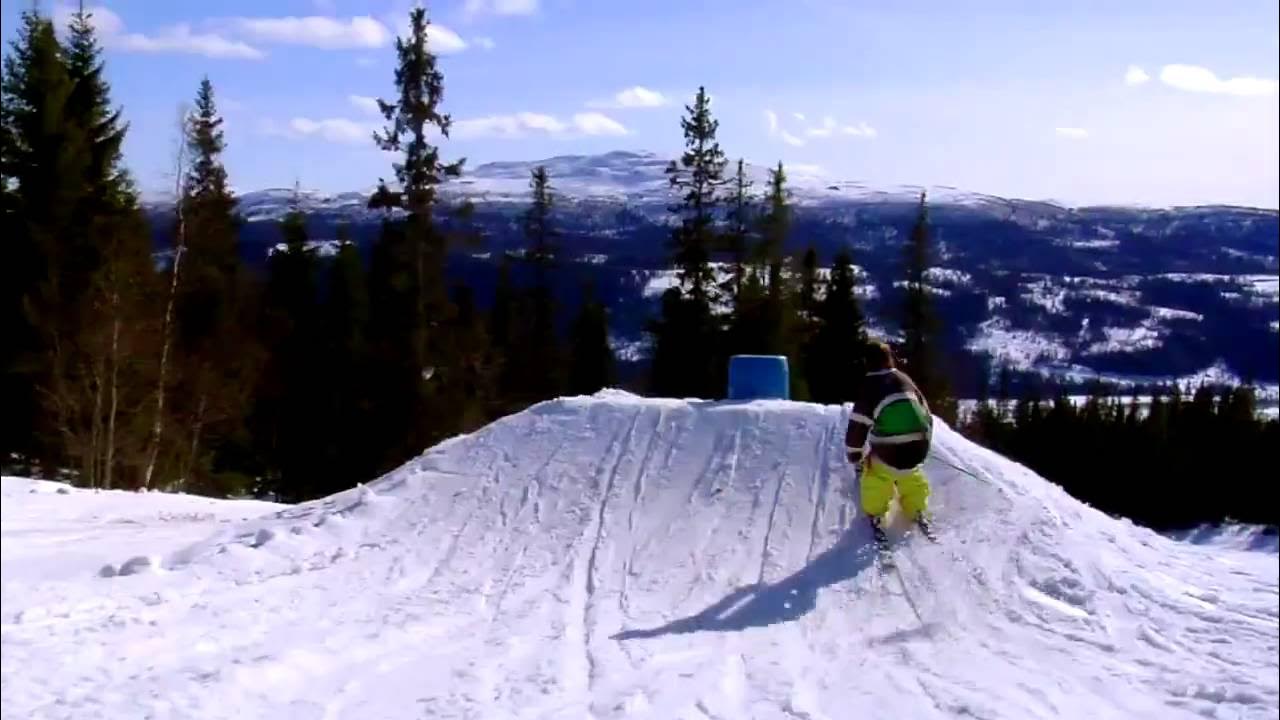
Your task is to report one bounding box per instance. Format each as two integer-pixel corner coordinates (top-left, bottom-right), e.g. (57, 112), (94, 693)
(3, 393), (1277, 719)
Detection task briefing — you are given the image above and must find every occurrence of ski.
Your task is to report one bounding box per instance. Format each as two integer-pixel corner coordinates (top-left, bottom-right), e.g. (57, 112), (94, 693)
(868, 515), (895, 569)
(915, 515), (938, 543)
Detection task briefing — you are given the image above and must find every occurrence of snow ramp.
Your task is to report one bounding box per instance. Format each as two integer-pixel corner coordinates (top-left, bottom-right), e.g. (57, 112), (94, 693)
(5, 391), (1278, 720)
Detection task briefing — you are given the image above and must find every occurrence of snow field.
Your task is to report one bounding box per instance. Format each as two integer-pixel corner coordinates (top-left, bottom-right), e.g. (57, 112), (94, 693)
(1, 391), (1277, 719)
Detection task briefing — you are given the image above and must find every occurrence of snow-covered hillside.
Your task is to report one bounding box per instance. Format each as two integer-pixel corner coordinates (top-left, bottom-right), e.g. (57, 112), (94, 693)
(3, 393), (1277, 719)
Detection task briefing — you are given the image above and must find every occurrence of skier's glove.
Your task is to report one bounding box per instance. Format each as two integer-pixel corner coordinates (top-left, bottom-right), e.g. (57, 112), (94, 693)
(846, 447), (863, 465)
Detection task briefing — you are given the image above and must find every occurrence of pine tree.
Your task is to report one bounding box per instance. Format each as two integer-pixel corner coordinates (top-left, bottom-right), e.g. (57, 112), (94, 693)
(722, 158), (754, 303)
(317, 223), (373, 494)
(899, 193), (955, 423)
(519, 165), (562, 401)
(172, 77), (254, 492)
(808, 249), (867, 402)
(757, 161), (793, 356)
(63, 3), (130, 214)
(252, 191), (322, 501)
(1, 10), (86, 473)
(665, 86), (726, 305)
(3, 8), (155, 488)
(797, 247), (819, 322)
(650, 86), (728, 398)
(567, 283), (616, 396)
(366, 6), (467, 468)
(489, 253), (518, 412)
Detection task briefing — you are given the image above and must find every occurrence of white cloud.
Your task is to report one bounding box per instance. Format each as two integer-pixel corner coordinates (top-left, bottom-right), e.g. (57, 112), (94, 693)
(767, 110), (873, 145)
(841, 122), (877, 138)
(1055, 127), (1089, 139)
(54, 3), (124, 35)
(287, 117), (378, 144)
(234, 14), (468, 54)
(587, 86), (669, 109)
(425, 25), (469, 54)
(120, 25), (264, 59)
(807, 115), (839, 138)
(463, 0), (539, 19)
(1159, 63), (1278, 97)
(56, 4), (263, 59)
(764, 109), (779, 134)
(1124, 65), (1151, 86)
(788, 163), (825, 176)
(572, 112), (629, 136)
(475, 36), (496, 50)
(780, 130), (806, 147)
(235, 16), (391, 49)
(349, 95), (381, 116)
(452, 110), (627, 139)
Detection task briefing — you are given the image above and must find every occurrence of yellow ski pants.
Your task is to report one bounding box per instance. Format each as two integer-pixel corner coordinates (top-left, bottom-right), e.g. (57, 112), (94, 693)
(860, 456), (930, 521)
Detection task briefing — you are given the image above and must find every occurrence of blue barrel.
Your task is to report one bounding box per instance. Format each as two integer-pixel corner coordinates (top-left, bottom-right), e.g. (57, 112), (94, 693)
(727, 355), (790, 400)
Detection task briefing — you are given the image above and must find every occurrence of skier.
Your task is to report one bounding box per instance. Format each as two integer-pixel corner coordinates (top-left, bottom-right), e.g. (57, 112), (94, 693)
(845, 340), (935, 540)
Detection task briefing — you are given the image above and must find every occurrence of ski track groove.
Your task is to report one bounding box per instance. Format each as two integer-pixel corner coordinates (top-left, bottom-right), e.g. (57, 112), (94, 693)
(620, 409), (667, 617)
(806, 419), (838, 564)
(580, 407), (644, 699)
(757, 455), (789, 586)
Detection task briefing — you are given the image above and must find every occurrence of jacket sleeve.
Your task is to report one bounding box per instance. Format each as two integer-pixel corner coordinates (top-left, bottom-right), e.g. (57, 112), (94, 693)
(845, 380), (876, 460)
(897, 370), (933, 422)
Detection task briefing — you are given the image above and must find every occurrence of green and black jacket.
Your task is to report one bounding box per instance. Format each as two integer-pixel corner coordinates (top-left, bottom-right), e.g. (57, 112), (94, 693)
(845, 368), (933, 470)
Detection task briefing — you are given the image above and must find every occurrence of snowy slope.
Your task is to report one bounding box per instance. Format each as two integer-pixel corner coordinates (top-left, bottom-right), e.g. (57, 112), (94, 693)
(2, 393), (1277, 719)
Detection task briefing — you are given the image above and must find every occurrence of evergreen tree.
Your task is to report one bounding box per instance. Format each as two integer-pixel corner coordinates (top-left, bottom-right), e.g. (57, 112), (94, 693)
(252, 192), (322, 501)
(567, 283), (616, 396)
(797, 247), (819, 322)
(898, 193), (955, 423)
(366, 6), (468, 469)
(2, 8), (155, 488)
(489, 253), (518, 412)
(722, 158), (754, 303)
(172, 77), (254, 492)
(518, 165), (562, 402)
(757, 162), (793, 356)
(317, 223), (373, 495)
(63, 4), (130, 214)
(1, 10), (85, 472)
(650, 86), (728, 398)
(807, 249), (867, 403)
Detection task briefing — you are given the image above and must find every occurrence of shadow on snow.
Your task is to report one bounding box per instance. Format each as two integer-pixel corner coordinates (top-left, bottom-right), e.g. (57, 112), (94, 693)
(612, 523), (879, 640)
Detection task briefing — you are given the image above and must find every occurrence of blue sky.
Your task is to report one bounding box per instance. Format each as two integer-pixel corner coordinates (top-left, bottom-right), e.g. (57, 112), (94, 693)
(4, 0), (1278, 207)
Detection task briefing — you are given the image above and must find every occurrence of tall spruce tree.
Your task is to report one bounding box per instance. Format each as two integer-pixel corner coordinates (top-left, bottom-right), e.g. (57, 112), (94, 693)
(665, 86), (726, 305)
(172, 77), (254, 491)
(567, 283), (616, 396)
(367, 6), (467, 468)
(518, 165), (562, 401)
(899, 193), (955, 422)
(650, 86), (727, 398)
(758, 161), (793, 355)
(808, 249), (868, 402)
(3, 8), (155, 487)
(317, 223), (373, 494)
(252, 192), (322, 501)
(722, 158), (754, 303)
(1, 10), (84, 472)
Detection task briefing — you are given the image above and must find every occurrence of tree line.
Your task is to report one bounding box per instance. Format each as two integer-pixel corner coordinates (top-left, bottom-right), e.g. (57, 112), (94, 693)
(1, 7), (616, 501)
(646, 88), (956, 419)
(962, 380), (1278, 530)
(2, 5), (957, 501)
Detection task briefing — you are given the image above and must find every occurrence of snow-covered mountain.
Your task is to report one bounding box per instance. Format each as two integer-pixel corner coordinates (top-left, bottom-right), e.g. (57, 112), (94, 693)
(153, 150), (1072, 223)
(2, 392), (1277, 718)
(140, 151), (1280, 391)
